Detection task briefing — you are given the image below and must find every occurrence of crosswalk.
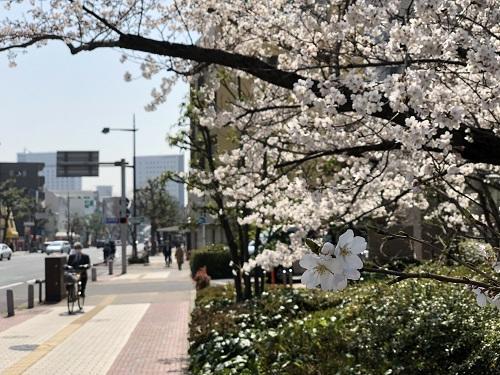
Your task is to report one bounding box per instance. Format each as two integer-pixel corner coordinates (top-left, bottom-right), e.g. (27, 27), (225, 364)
(110, 271), (171, 281)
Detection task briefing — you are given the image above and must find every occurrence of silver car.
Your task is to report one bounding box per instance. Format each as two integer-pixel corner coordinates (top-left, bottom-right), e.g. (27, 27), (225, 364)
(0, 243), (13, 260)
(45, 241), (71, 255)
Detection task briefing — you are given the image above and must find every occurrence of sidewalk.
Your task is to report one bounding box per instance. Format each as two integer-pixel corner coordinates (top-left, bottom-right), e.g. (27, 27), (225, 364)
(0, 255), (194, 375)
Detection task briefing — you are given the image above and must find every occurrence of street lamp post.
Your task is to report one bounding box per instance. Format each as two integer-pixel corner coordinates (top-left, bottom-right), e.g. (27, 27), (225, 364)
(102, 115), (139, 258)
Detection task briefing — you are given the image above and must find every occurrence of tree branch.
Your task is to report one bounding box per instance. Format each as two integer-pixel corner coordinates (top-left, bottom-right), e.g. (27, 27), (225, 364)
(362, 267), (500, 291)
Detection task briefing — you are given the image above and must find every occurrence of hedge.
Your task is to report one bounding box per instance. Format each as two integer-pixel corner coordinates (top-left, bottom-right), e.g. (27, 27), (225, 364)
(189, 265), (500, 374)
(190, 244), (232, 279)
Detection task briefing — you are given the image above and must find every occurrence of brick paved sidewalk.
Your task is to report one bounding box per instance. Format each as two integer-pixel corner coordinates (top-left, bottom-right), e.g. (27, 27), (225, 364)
(0, 255), (194, 374)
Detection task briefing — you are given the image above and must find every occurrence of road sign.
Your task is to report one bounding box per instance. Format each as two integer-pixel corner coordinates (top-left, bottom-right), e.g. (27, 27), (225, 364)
(105, 218), (119, 224)
(56, 151), (99, 177)
(129, 216), (145, 225)
(197, 216), (207, 225)
(24, 221), (35, 227)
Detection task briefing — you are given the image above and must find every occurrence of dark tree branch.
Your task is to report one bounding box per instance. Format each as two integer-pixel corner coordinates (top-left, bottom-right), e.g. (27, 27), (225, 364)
(362, 267), (500, 291)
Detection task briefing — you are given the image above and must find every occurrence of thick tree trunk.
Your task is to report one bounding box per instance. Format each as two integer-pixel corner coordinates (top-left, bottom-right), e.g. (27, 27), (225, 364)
(239, 223), (252, 300)
(253, 228), (262, 297)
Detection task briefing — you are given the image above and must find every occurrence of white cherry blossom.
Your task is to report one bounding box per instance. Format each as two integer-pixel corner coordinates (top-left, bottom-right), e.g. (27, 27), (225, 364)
(299, 254), (344, 291)
(334, 230), (366, 271)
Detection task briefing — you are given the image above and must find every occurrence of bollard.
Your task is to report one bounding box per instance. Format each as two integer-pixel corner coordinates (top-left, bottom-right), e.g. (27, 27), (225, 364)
(28, 284), (34, 309)
(92, 267), (97, 281)
(36, 279), (44, 303)
(6, 289), (14, 317)
(108, 259), (113, 275)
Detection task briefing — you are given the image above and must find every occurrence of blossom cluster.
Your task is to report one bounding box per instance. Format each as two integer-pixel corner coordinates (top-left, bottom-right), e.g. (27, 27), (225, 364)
(300, 230), (366, 291)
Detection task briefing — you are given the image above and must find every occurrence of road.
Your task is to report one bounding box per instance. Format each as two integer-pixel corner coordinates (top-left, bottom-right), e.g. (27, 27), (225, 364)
(0, 246), (136, 313)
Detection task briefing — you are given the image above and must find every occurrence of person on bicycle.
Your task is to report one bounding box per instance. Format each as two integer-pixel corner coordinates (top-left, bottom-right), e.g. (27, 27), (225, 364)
(67, 242), (90, 297)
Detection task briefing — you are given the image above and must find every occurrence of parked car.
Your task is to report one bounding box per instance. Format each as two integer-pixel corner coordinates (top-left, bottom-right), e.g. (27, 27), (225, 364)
(45, 241), (71, 255)
(0, 243), (13, 261)
(41, 241), (52, 253)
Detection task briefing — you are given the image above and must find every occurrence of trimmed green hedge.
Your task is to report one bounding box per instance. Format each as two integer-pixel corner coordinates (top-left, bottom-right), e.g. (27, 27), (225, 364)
(189, 265), (500, 374)
(190, 244), (232, 279)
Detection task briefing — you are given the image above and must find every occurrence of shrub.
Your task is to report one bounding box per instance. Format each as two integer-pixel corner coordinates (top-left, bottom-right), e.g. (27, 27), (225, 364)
(189, 265), (500, 374)
(457, 239), (495, 265)
(189, 285), (343, 374)
(193, 266), (211, 290)
(190, 244), (232, 279)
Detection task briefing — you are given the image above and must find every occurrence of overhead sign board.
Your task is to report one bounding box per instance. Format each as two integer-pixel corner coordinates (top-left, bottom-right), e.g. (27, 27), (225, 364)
(56, 151), (99, 177)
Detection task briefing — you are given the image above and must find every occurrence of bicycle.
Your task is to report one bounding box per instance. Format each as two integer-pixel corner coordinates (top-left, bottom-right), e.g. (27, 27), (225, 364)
(64, 264), (88, 314)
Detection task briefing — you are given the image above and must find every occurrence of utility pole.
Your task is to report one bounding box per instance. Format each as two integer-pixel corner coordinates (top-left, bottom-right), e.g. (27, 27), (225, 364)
(119, 159), (128, 274)
(66, 192), (70, 241)
(132, 114), (138, 258)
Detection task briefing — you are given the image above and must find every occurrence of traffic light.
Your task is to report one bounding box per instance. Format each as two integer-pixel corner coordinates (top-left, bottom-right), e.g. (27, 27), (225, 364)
(119, 198), (131, 223)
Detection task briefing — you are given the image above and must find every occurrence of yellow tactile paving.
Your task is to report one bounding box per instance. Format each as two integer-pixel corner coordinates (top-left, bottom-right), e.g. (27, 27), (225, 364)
(4, 296), (114, 375)
(0, 307), (82, 373)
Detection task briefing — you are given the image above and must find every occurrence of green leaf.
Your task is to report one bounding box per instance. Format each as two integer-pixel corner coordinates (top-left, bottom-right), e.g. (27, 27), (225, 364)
(305, 238), (321, 254)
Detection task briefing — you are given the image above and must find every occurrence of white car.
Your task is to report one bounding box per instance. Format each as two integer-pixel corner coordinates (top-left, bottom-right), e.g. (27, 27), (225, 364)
(45, 241), (71, 255)
(0, 243), (13, 261)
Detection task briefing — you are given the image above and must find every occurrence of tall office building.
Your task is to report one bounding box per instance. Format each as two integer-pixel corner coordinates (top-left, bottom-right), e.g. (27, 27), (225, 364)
(17, 152), (82, 191)
(96, 185), (113, 201)
(136, 154), (185, 206)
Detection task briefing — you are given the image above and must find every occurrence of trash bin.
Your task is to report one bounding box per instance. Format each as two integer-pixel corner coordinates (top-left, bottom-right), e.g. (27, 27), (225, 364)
(45, 255), (67, 303)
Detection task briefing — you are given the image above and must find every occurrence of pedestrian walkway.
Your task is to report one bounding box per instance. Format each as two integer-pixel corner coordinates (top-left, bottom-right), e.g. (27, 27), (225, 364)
(0, 255), (194, 374)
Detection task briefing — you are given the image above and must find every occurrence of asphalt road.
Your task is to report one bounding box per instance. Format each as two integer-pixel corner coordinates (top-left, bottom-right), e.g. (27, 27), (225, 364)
(0, 246), (135, 313)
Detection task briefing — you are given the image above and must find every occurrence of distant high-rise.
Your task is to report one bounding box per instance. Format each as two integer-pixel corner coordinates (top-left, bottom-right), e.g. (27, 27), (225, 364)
(136, 154), (185, 206)
(17, 152), (82, 191)
(96, 185), (113, 201)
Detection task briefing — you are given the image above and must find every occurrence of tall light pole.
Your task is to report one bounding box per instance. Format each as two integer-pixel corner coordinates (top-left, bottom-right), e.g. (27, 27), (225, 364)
(102, 115), (139, 258)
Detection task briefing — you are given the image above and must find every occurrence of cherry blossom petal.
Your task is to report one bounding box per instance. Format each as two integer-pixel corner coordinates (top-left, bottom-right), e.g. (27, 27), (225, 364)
(301, 269), (320, 288)
(319, 272), (336, 290)
(350, 236), (367, 254)
(321, 242), (335, 255)
(344, 269), (361, 280)
(299, 253), (319, 269)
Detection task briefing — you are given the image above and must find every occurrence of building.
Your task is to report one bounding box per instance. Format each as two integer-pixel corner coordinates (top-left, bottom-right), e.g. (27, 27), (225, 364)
(96, 185), (113, 201)
(0, 162), (45, 247)
(44, 190), (98, 234)
(17, 152), (82, 192)
(0, 162), (45, 198)
(136, 155), (185, 205)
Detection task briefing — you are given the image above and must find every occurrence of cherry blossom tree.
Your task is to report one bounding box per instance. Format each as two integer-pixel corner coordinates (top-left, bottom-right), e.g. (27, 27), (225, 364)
(2, 0), (500, 302)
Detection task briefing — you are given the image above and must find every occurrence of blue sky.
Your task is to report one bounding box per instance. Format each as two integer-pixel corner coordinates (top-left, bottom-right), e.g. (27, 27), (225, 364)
(0, 42), (188, 194)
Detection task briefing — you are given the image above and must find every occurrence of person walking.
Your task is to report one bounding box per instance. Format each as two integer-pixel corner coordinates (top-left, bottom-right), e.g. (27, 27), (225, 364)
(103, 241), (111, 263)
(175, 246), (184, 270)
(163, 242), (172, 267)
